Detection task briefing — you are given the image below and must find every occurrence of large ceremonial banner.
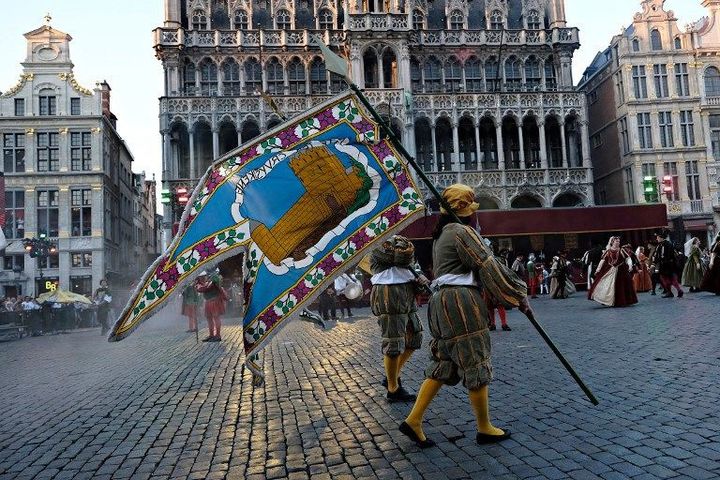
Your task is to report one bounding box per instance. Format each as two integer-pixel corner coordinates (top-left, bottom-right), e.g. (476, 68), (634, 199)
(109, 93), (425, 379)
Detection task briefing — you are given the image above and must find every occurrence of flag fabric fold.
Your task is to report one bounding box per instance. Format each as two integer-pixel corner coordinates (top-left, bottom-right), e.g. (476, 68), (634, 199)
(109, 92), (425, 382)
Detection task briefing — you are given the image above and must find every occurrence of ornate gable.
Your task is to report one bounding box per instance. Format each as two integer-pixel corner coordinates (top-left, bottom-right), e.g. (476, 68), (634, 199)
(486, 0), (509, 15)
(187, 0), (211, 12)
(634, 0), (676, 22)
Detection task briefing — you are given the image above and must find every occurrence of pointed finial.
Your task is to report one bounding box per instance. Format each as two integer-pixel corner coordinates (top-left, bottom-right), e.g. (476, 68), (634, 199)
(44, 13), (52, 25)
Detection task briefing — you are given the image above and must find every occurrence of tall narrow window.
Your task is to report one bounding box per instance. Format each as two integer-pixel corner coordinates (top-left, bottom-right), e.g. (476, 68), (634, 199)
(685, 161), (701, 200)
(310, 58), (327, 94)
(3, 191), (25, 239)
(526, 10), (541, 30)
(680, 110), (695, 147)
(650, 29), (662, 51)
(287, 58), (306, 94)
(658, 111), (674, 148)
(504, 57), (522, 92)
(615, 72), (625, 103)
(444, 57), (462, 92)
(39, 92), (57, 116)
(183, 62), (196, 94)
(191, 9), (208, 29)
(465, 57), (482, 92)
(653, 64), (669, 98)
(489, 10), (503, 30)
(37, 132), (59, 172)
(318, 9), (333, 30)
(675, 63), (689, 97)
(71, 98), (81, 115)
(704, 67), (720, 97)
(624, 167), (635, 203)
(525, 57), (541, 90)
(674, 37), (682, 50)
(710, 115), (720, 159)
(619, 117), (630, 154)
(663, 162), (679, 201)
(449, 10), (463, 30)
(3, 133), (25, 173)
(632, 38), (640, 52)
(70, 132), (92, 171)
(266, 58), (284, 94)
(234, 9), (248, 29)
(222, 59), (241, 95)
(71, 189), (92, 237)
(276, 9), (291, 29)
(423, 57), (442, 93)
(412, 10), (424, 30)
(244, 59), (262, 94)
(632, 65), (648, 99)
(36, 190), (59, 238)
(14, 99), (24, 116)
(637, 113), (653, 149)
(544, 57), (556, 91)
(410, 57), (422, 91)
(199, 59), (218, 95)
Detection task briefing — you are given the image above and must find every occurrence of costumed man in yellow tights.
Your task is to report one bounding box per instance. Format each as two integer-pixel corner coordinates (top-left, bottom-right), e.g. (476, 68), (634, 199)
(399, 184), (531, 448)
(370, 235), (427, 402)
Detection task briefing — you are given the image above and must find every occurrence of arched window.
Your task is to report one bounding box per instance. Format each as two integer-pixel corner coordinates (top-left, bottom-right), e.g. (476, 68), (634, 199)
(505, 56), (522, 92)
(183, 61), (196, 94)
(363, 50), (379, 88)
(199, 59), (218, 95)
(234, 9), (248, 29)
(705, 67), (720, 97)
(222, 59), (241, 96)
(410, 57), (422, 91)
(674, 37), (682, 50)
(412, 10), (424, 30)
(651, 29), (662, 51)
(449, 10), (464, 30)
(423, 57), (442, 93)
(485, 57), (499, 91)
(632, 38), (640, 52)
(445, 57), (462, 92)
(287, 58), (306, 94)
(465, 57), (482, 92)
(526, 9), (541, 30)
(525, 56), (541, 91)
(266, 58), (284, 94)
(310, 58), (327, 93)
(545, 56), (557, 90)
(191, 9), (208, 30)
(276, 9), (291, 29)
(489, 10), (504, 30)
(244, 58), (262, 94)
(318, 9), (333, 29)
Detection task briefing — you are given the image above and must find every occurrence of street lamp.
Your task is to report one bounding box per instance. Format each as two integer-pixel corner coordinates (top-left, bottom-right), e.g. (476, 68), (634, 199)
(22, 234), (58, 284)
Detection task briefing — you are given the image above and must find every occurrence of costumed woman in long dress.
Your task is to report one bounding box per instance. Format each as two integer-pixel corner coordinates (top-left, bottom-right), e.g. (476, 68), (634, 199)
(633, 247), (652, 293)
(682, 237), (705, 292)
(181, 284), (200, 333)
(588, 236), (638, 307)
(399, 184), (530, 448)
(550, 254), (569, 299)
(700, 233), (720, 295)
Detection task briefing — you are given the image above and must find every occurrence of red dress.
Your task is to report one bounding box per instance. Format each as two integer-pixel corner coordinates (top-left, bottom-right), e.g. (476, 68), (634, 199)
(196, 277), (227, 317)
(588, 248), (638, 307)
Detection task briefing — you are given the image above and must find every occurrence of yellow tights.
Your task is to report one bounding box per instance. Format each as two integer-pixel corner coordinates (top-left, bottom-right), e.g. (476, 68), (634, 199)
(384, 349), (416, 393)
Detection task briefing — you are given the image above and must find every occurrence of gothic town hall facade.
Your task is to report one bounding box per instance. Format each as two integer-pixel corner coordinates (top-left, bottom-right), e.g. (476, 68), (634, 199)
(155, 0), (591, 239)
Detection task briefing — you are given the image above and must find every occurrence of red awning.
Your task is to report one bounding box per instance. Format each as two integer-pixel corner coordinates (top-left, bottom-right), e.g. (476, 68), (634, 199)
(403, 204), (669, 239)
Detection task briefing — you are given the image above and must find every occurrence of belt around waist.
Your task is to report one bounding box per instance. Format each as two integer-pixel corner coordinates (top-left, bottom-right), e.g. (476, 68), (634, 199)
(438, 284), (480, 291)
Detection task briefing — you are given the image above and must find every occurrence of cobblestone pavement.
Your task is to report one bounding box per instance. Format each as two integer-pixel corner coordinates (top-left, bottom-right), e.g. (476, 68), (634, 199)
(0, 291), (719, 480)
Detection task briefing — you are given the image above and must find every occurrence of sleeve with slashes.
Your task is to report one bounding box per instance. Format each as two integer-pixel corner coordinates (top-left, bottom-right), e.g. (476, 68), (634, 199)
(454, 225), (527, 307)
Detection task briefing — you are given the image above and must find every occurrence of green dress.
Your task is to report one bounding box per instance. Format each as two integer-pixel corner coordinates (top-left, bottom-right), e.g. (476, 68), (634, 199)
(682, 245), (705, 289)
(426, 224), (527, 390)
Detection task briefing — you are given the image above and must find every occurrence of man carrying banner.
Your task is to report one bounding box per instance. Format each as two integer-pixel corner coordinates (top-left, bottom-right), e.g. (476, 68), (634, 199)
(400, 184), (530, 448)
(370, 236), (426, 402)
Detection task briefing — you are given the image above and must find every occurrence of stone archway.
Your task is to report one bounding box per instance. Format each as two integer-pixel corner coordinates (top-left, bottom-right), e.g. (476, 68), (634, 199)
(511, 194), (543, 209)
(552, 192), (584, 207)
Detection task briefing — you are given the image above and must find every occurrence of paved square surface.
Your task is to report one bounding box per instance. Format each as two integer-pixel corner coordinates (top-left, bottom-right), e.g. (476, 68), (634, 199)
(0, 291), (719, 479)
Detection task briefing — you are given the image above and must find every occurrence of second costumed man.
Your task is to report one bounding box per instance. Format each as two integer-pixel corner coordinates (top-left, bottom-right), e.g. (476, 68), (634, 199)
(370, 235), (427, 403)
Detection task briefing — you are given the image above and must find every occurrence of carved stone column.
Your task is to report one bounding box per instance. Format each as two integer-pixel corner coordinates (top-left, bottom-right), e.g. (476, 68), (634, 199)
(189, 127), (196, 179)
(496, 122), (505, 170)
(212, 127), (220, 161)
(474, 120), (482, 171)
(580, 120), (591, 169)
(452, 121), (460, 171)
(560, 120), (568, 168)
(518, 122), (526, 169)
(538, 120), (548, 170)
(431, 122), (438, 172)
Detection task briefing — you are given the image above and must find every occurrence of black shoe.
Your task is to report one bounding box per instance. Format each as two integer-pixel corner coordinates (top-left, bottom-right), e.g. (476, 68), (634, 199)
(399, 421), (436, 449)
(661, 292), (674, 298)
(201, 336), (214, 342)
(208, 336), (221, 342)
(501, 325), (512, 331)
(382, 377), (402, 388)
(677, 290), (684, 298)
(489, 324), (496, 331)
(387, 386), (416, 403)
(476, 430), (512, 444)
(651, 291), (656, 295)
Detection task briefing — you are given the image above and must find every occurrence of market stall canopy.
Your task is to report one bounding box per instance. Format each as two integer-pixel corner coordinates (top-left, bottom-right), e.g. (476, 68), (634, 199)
(402, 204), (669, 239)
(36, 289), (93, 305)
